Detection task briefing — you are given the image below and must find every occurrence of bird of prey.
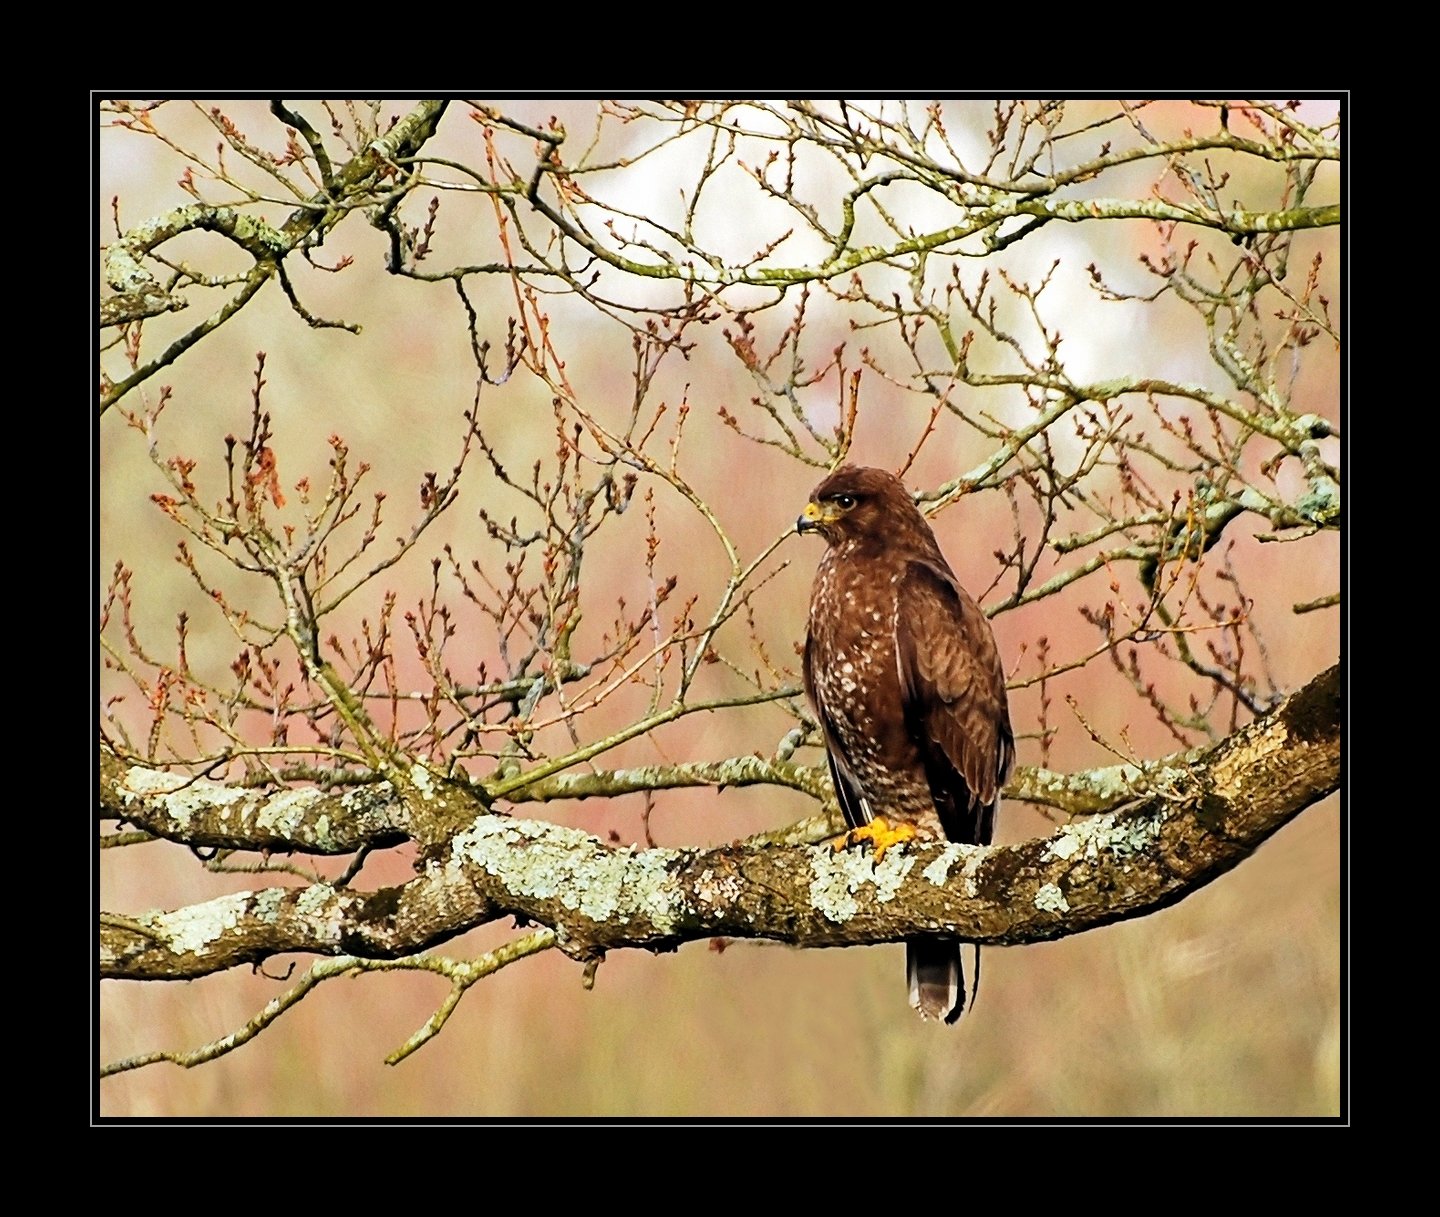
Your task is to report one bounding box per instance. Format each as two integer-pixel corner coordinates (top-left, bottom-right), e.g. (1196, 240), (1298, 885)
(798, 464), (1014, 1023)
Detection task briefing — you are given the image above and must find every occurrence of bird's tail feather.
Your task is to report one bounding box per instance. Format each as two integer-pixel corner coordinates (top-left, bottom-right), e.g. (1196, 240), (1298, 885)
(907, 938), (974, 1025)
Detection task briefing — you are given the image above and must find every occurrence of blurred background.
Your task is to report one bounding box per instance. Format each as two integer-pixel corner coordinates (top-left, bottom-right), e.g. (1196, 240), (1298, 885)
(98, 99), (1342, 1118)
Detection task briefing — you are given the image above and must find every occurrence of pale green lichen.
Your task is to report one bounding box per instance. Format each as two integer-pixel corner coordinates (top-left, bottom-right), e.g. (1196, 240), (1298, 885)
(1296, 476), (1340, 524)
(251, 888), (286, 923)
(1034, 883), (1070, 912)
(1048, 833), (1082, 861)
(123, 766), (250, 828)
(921, 843), (972, 889)
(294, 884), (335, 916)
(808, 845), (915, 923)
(1084, 764), (1147, 804)
(448, 817), (684, 930)
(254, 788), (325, 835)
(122, 765), (388, 848)
(409, 764), (436, 799)
(121, 767), (190, 796)
(154, 891), (252, 954)
(293, 883), (346, 939)
(1044, 804), (1164, 863)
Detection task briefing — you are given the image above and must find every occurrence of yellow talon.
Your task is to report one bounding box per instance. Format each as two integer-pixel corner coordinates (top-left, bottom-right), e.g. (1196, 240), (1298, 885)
(831, 815), (917, 862)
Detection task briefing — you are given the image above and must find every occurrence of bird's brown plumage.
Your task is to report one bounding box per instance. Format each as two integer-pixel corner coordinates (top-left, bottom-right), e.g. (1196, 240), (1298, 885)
(798, 465), (1014, 1023)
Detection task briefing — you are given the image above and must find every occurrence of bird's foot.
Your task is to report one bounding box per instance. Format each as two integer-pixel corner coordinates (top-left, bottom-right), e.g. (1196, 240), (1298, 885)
(832, 816), (917, 863)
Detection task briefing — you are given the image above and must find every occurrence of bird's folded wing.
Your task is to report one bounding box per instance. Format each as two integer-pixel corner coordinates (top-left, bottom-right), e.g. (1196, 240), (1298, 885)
(895, 559), (1014, 830)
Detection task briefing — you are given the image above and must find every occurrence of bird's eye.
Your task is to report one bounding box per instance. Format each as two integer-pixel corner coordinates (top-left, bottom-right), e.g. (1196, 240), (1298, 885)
(835, 494), (857, 509)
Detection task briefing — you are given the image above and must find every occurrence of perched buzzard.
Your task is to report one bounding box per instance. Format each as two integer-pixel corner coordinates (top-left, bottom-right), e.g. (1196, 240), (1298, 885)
(798, 465), (1014, 1023)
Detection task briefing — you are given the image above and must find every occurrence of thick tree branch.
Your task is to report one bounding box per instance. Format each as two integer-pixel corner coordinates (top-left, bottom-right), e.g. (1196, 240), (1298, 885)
(100, 664), (1339, 981)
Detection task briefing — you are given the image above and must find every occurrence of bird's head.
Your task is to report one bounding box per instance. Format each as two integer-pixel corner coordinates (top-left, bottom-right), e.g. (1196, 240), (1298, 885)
(796, 464), (931, 547)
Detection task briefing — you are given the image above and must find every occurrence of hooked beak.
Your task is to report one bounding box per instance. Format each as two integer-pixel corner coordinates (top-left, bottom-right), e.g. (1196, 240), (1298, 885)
(796, 500), (827, 534)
